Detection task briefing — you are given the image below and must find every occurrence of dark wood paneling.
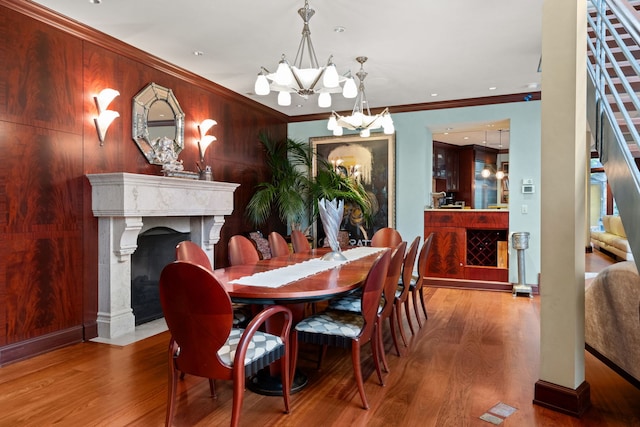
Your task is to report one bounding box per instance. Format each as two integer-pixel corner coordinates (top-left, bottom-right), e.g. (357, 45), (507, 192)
(0, 122), (84, 346)
(0, 2), (288, 362)
(0, 6), (83, 134)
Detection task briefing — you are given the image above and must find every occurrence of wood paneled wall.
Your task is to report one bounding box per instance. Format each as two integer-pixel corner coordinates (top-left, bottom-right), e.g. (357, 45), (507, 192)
(0, 2), (287, 364)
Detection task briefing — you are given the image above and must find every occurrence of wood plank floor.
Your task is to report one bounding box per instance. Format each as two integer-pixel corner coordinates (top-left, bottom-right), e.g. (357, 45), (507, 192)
(1, 252), (638, 426)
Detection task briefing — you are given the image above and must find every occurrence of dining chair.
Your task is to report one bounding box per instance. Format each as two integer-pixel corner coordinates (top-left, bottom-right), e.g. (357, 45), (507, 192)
(291, 229), (312, 253)
(325, 241), (406, 375)
(268, 231), (291, 257)
(176, 240), (251, 327)
(407, 233), (434, 328)
(291, 249), (391, 409)
(375, 241), (407, 369)
(228, 235), (260, 266)
(370, 227), (402, 248)
(159, 261), (293, 427)
(395, 236), (421, 339)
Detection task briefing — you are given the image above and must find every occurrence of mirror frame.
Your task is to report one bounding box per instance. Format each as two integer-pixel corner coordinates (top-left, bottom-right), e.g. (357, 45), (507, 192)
(132, 82), (185, 165)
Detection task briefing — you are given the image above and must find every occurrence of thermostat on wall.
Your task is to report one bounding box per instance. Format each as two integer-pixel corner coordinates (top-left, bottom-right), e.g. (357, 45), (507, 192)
(521, 179), (535, 193)
(522, 184), (535, 193)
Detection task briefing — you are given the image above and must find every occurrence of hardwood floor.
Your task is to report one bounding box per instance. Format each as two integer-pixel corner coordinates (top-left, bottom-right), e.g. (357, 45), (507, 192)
(1, 252), (638, 426)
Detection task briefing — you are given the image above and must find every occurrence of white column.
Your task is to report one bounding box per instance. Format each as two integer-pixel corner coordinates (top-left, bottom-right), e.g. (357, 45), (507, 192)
(536, 0), (589, 414)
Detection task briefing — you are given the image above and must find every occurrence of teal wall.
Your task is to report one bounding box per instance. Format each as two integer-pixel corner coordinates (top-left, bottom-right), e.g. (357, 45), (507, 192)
(289, 100), (542, 284)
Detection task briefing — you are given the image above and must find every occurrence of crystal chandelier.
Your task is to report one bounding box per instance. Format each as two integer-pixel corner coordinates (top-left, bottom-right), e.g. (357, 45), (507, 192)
(254, 0), (357, 108)
(327, 57), (394, 137)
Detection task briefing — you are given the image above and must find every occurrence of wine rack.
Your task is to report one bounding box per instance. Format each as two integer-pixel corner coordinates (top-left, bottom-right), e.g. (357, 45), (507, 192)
(467, 229), (508, 266)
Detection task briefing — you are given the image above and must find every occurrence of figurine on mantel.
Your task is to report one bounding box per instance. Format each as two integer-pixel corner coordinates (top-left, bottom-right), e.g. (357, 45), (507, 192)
(153, 136), (184, 173)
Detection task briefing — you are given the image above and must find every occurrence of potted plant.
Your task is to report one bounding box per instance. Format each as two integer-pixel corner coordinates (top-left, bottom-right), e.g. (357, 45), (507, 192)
(245, 133), (371, 238)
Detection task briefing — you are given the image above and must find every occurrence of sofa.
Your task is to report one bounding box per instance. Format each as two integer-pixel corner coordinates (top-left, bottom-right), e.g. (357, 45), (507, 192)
(585, 261), (640, 386)
(590, 215), (634, 261)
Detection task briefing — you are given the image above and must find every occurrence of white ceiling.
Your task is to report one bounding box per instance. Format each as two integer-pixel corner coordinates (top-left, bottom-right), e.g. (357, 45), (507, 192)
(31, 0), (543, 149)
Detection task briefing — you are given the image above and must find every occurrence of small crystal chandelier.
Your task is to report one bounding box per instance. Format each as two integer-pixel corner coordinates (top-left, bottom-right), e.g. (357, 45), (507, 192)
(327, 57), (394, 137)
(254, 0), (357, 108)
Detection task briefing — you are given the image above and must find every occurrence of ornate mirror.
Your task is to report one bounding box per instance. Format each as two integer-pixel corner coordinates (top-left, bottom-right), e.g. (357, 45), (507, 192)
(132, 83), (185, 166)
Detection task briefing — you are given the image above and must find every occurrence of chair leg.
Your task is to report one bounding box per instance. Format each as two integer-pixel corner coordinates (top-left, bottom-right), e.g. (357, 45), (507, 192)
(395, 301), (409, 347)
(290, 332), (299, 387)
(231, 369), (246, 427)
(351, 344), (369, 409)
(370, 324), (385, 386)
(208, 379), (216, 398)
(388, 311), (401, 357)
(404, 298), (416, 335)
(317, 344), (328, 369)
(377, 318), (389, 372)
(281, 346), (291, 413)
(419, 288), (429, 319)
(412, 290), (424, 328)
(166, 365), (178, 427)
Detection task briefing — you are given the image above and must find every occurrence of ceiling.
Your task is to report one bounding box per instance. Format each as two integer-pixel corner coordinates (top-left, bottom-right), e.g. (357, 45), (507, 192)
(31, 0), (543, 149)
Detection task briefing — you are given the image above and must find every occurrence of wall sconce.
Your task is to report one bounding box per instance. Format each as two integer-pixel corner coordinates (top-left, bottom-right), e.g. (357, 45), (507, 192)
(197, 119), (217, 163)
(93, 88), (120, 145)
(196, 119), (217, 181)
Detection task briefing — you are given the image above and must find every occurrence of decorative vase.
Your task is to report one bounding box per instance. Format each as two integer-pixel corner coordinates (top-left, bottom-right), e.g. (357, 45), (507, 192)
(318, 198), (347, 261)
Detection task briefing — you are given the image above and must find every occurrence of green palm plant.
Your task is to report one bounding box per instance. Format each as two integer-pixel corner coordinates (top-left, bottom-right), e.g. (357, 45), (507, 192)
(246, 134), (311, 230)
(246, 133), (371, 232)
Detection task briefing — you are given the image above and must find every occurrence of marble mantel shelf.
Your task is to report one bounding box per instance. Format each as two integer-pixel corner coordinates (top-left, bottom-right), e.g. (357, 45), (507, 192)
(86, 172), (240, 340)
(88, 172), (239, 217)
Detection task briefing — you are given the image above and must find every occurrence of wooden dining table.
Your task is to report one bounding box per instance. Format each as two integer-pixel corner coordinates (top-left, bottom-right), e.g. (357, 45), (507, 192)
(211, 247), (387, 395)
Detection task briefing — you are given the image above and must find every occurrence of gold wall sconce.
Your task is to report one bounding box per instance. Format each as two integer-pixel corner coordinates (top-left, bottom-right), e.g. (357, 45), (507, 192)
(93, 88), (120, 145)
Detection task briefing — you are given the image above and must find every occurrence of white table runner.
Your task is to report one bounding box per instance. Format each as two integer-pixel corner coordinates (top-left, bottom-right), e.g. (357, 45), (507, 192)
(229, 246), (385, 288)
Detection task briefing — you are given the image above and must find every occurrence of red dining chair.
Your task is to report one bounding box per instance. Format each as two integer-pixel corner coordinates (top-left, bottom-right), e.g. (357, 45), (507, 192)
(268, 231), (291, 257)
(407, 233), (434, 327)
(291, 249), (391, 409)
(325, 241), (406, 375)
(176, 240), (212, 270)
(291, 229), (312, 253)
(395, 236), (421, 340)
(376, 241), (407, 369)
(159, 261), (292, 427)
(370, 227), (402, 248)
(228, 235), (260, 266)
(176, 240), (251, 328)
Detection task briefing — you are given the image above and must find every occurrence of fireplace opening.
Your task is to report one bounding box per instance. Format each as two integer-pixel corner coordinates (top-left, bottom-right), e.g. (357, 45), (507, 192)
(131, 227), (190, 325)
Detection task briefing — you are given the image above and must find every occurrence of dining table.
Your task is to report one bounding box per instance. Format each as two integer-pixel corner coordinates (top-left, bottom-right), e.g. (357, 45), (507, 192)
(211, 246), (388, 395)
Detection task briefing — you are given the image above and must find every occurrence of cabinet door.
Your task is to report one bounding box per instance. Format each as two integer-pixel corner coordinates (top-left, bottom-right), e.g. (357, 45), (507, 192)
(425, 227), (465, 278)
(445, 148), (459, 191)
(433, 145), (446, 179)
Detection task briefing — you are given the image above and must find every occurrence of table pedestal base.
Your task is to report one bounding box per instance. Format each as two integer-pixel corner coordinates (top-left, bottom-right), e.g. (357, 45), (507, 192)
(248, 369), (308, 396)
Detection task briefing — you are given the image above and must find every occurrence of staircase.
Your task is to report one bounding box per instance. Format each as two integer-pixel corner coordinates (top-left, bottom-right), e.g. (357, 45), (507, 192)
(587, 0), (640, 269)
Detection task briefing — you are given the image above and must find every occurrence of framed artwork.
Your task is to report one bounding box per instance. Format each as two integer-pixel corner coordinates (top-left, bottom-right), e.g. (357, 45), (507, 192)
(310, 133), (395, 246)
(502, 162), (509, 174)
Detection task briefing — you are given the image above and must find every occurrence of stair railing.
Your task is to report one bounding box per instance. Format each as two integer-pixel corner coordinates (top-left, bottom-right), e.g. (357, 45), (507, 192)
(587, 0), (640, 266)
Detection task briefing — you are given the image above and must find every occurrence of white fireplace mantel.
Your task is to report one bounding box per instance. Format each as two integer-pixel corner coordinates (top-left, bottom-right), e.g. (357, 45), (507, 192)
(87, 172), (239, 339)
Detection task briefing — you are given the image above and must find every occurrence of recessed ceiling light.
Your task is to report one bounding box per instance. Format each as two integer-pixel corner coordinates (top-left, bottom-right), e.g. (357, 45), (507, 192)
(193, 50), (204, 56)
(334, 26), (346, 33)
(463, 136), (469, 140)
(527, 83), (539, 89)
(89, 0), (101, 3)
(431, 93), (438, 97)
(489, 86), (497, 91)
